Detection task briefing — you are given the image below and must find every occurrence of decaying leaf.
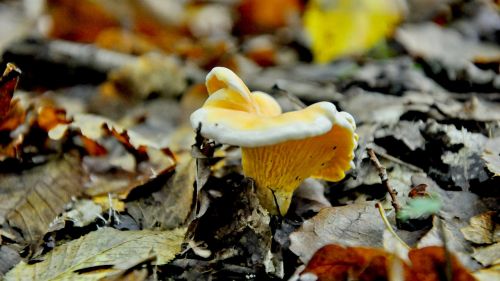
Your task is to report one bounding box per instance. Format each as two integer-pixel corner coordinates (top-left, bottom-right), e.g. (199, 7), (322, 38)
(49, 200), (103, 231)
(301, 245), (475, 281)
(5, 227), (186, 281)
(396, 23), (500, 65)
(293, 178), (331, 215)
(289, 202), (386, 263)
(408, 246), (476, 281)
(0, 246), (20, 277)
(473, 264), (500, 281)
(461, 211), (499, 245)
(127, 154), (195, 230)
(237, 0), (301, 33)
(101, 54), (186, 100)
(483, 137), (500, 177)
(472, 243), (500, 267)
(0, 63), (21, 119)
(301, 244), (397, 281)
(0, 156), (84, 251)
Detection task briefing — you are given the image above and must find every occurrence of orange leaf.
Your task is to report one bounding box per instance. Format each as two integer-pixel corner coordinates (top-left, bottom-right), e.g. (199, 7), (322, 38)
(47, 0), (119, 42)
(37, 106), (69, 131)
(303, 245), (476, 281)
(303, 245), (399, 281)
(408, 247), (476, 281)
(0, 63), (21, 120)
(236, 0), (302, 33)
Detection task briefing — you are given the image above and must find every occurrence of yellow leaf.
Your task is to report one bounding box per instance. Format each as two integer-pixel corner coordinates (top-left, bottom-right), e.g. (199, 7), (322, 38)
(5, 227), (186, 281)
(303, 0), (403, 63)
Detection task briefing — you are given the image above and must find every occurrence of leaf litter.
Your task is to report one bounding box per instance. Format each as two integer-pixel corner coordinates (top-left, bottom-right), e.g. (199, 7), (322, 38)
(0, 0), (499, 280)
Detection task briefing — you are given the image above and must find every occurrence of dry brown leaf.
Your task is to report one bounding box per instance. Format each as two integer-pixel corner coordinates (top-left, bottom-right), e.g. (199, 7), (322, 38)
(0, 156), (84, 252)
(102, 54), (186, 100)
(461, 211), (499, 245)
(396, 23), (500, 64)
(0, 63), (21, 119)
(0, 246), (20, 277)
(473, 264), (500, 281)
(289, 202), (386, 263)
(472, 243), (500, 267)
(126, 154), (195, 230)
(5, 227), (186, 281)
(483, 138), (500, 177)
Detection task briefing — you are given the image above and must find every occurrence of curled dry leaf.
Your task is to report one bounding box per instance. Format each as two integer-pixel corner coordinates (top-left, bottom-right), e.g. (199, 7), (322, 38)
(5, 227), (186, 281)
(0, 63), (21, 119)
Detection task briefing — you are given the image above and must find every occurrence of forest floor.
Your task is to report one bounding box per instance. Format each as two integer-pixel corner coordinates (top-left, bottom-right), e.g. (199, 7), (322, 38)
(0, 1), (499, 280)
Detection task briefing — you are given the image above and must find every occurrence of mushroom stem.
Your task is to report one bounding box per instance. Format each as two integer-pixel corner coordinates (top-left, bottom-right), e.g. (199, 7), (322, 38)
(241, 125), (354, 215)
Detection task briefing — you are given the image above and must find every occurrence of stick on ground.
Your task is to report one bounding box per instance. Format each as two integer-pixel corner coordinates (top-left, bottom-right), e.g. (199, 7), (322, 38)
(367, 148), (401, 214)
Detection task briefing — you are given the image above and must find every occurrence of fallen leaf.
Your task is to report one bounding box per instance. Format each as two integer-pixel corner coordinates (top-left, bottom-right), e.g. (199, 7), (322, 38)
(293, 178), (331, 215)
(396, 23), (500, 65)
(289, 202), (385, 263)
(414, 176), (488, 269)
(102, 54), (186, 100)
(408, 246), (476, 281)
(473, 264), (500, 281)
(301, 244), (397, 281)
(425, 121), (489, 190)
(49, 200), (103, 231)
(461, 211), (499, 245)
(472, 243), (500, 267)
(0, 63), (21, 119)
(301, 245), (475, 281)
(483, 137), (500, 177)
(47, 0), (119, 43)
(5, 227), (186, 281)
(304, 0), (403, 63)
(0, 246), (20, 277)
(126, 154), (195, 230)
(0, 156), (84, 253)
(236, 0), (301, 34)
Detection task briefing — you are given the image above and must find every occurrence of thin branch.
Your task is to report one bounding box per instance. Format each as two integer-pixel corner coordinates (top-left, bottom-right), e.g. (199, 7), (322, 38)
(438, 218), (453, 281)
(375, 203), (410, 250)
(367, 148), (401, 214)
(269, 188), (283, 218)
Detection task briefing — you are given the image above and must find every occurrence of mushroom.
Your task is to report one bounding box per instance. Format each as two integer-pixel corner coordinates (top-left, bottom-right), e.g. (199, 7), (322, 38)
(190, 67), (357, 215)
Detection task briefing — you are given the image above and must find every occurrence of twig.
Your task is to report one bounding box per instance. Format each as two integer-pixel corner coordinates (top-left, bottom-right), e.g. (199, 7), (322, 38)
(367, 148), (401, 214)
(438, 218), (453, 281)
(375, 203), (410, 250)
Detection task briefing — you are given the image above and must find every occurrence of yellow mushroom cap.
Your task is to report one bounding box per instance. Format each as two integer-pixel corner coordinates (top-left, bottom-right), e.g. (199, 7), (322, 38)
(190, 67), (358, 214)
